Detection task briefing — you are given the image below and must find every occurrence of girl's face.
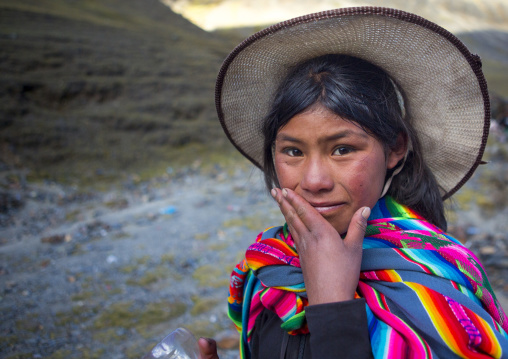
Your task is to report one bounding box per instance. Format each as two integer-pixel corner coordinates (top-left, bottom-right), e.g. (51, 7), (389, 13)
(274, 104), (405, 234)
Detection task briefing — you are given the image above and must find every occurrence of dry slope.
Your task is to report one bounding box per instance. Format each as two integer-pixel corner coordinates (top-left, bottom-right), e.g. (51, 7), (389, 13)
(0, 0), (235, 186)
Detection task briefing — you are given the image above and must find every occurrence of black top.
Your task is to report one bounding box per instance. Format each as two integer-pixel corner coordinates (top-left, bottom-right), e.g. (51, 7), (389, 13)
(250, 298), (374, 359)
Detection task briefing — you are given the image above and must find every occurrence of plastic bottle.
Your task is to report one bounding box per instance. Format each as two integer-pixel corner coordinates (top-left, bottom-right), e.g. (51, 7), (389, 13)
(142, 327), (199, 359)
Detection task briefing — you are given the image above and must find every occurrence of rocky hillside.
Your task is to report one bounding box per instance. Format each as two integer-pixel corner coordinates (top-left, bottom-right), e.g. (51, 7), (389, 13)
(166, 0), (508, 97)
(0, 0), (238, 187)
(1, 0), (507, 189)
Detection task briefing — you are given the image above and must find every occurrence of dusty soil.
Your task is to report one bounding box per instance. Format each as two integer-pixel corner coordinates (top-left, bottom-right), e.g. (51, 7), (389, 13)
(0, 163), (283, 358)
(1, 151), (508, 359)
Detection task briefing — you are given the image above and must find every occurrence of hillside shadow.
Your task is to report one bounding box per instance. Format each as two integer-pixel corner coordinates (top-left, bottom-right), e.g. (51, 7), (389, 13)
(0, 0), (239, 188)
(456, 29), (508, 98)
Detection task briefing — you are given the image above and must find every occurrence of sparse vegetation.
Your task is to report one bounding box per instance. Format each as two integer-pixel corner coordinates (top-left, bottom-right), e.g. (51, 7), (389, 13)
(0, 0), (239, 188)
(222, 213), (275, 231)
(451, 137), (508, 217)
(71, 291), (95, 302)
(186, 319), (223, 339)
(93, 300), (187, 330)
(191, 296), (220, 316)
(126, 265), (169, 287)
(193, 264), (228, 287)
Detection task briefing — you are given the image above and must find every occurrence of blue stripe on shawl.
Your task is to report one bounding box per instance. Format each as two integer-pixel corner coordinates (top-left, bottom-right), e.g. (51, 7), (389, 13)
(400, 248), (475, 291)
(242, 271), (260, 359)
(363, 237), (399, 249)
(362, 247), (475, 293)
(370, 197), (391, 219)
(365, 304), (391, 359)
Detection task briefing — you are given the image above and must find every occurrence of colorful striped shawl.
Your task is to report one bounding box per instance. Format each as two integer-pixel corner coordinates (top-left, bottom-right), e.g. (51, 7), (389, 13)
(228, 196), (508, 358)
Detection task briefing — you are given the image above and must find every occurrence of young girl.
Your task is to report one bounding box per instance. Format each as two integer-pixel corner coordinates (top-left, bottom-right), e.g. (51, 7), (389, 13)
(200, 7), (508, 359)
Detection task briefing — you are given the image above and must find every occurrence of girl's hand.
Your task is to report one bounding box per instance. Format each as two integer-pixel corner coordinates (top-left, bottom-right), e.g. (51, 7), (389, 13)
(271, 188), (369, 305)
(198, 337), (219, 359)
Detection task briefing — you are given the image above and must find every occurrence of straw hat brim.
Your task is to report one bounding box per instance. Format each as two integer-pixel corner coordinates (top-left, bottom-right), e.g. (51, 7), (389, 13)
(215, 7), (490, 199)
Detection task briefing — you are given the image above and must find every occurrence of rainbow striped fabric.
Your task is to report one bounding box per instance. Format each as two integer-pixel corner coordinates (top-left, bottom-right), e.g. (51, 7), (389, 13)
(228, 196), (508, 358)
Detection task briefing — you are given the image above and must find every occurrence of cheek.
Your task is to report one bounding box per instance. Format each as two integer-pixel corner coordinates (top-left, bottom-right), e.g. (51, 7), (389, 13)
(345, 162), (370, 190)
(274, 160), (296, 189)
(344, 153), (387, 200)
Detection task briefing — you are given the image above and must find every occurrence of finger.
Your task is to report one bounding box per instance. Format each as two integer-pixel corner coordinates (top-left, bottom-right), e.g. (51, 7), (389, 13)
(343, 206), (370, 251)
(198, 337), (219, 359)
(271, 188), (293, 219)
(271, 188), (311, 235)
(276, 188), (325, 232)
(270, 188), (283, 207)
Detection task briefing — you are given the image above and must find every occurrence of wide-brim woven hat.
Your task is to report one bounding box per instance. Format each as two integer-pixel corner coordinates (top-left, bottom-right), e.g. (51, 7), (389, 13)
(215, 7), (490, 200)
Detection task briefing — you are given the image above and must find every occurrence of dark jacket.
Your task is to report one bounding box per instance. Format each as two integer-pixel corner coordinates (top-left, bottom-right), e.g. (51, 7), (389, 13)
(250, 298), (374, 359)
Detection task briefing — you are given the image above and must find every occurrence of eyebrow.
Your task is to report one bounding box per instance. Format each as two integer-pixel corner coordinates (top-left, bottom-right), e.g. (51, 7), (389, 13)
(276, 129), (369, 144)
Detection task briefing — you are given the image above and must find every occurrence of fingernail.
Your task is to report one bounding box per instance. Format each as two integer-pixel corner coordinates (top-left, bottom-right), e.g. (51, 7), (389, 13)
(361, 207), (371, 220)
(200, 337), (214, 344)
(271, 188), (277, 198)
(282, 188), (288, 197)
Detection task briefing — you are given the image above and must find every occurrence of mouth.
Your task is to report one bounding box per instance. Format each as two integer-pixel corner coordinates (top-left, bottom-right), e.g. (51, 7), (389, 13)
(309, 202), (345, 214)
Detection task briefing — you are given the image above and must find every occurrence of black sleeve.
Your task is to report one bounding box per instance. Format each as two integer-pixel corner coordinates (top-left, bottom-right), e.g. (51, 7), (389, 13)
(306, 298), (374, 359)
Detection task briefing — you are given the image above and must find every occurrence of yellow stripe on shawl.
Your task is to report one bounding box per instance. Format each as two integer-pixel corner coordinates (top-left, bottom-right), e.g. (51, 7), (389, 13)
(405, 282), (465, 356)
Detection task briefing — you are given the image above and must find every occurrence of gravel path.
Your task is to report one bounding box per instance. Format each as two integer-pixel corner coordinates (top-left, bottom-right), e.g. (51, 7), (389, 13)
(0, 167), (283, 358)
(1, 162), (507, 359)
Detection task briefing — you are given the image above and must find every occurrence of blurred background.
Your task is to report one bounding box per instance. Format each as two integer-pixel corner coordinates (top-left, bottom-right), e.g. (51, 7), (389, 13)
(1, 0), (507, 358)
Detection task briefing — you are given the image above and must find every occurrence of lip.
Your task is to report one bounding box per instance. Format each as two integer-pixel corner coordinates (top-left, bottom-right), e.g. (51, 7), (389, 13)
(309, 202), (345, 214)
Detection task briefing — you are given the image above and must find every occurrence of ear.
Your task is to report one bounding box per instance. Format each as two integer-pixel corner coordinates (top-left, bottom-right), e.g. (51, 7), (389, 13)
(386, 133), (408, 170)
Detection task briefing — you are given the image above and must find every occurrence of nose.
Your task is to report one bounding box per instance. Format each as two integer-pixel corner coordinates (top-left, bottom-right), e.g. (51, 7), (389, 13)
(300, 156), (334, 193)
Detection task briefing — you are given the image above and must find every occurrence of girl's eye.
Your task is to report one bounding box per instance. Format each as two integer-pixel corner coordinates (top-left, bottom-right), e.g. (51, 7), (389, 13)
(284, 148), (303, 157)
(333, 146), (353, 156)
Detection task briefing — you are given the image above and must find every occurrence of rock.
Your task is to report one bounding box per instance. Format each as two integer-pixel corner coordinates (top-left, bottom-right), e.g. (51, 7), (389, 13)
(215, 330), (239, 350)
(0, 190), (24, 213)
(103, 197), (129, 209)
(479, 246), (496, 255)
(41, 234), (66, 244)
(78, 221), (111, 239)
(106, 255), (118, 264)
(6, 281), (17, 289)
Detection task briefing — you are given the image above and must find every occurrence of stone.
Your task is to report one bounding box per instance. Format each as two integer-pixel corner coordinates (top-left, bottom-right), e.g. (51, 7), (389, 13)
(479, 246), (496, 255)
(41, 234), (66, 244)
(216, 330), (239, 350)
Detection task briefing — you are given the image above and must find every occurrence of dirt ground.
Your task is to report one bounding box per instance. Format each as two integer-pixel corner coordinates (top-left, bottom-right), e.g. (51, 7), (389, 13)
(0, 165), (281, 358)
(1, 153), (508, 358)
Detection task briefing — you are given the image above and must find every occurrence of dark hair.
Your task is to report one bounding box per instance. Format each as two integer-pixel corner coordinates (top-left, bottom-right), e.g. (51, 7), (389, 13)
(262, 54), (447, 230)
